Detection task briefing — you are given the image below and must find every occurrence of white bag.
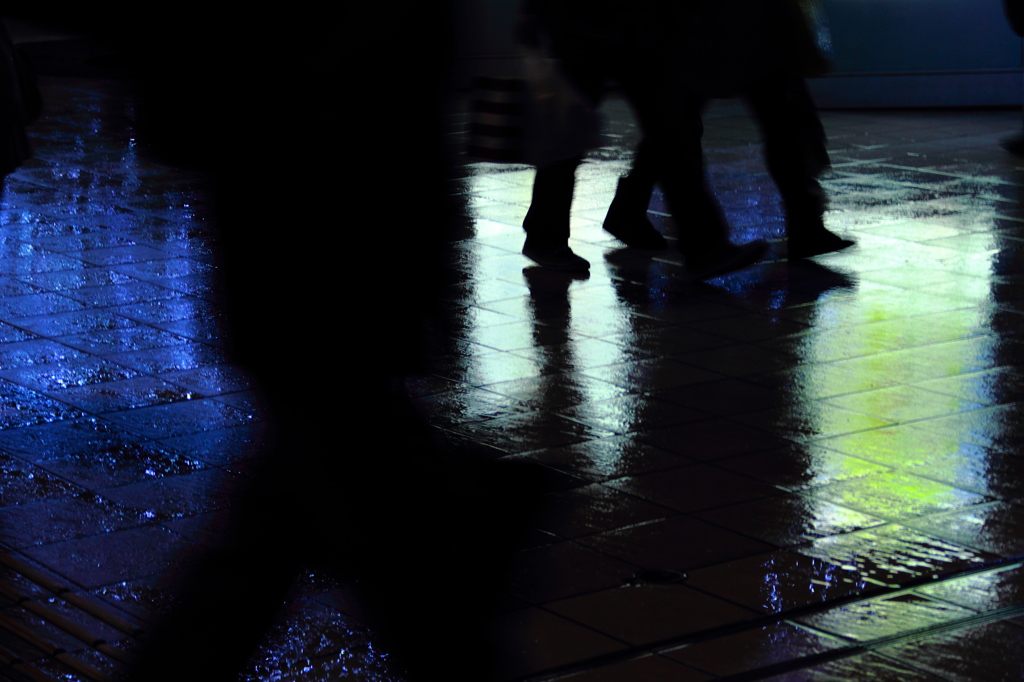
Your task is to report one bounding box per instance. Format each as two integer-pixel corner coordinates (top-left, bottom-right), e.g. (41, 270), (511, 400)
(519, 45), (602, 167)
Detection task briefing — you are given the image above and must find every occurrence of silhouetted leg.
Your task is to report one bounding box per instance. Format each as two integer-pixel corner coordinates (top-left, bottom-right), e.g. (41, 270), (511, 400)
(602, 137), (668, 249)
(614, 69), (737, 256)
(523, 155), (580, 250)
(745, 70), (851, 258)
(746, 70), (826, 219)
(520, 50), (609, 270)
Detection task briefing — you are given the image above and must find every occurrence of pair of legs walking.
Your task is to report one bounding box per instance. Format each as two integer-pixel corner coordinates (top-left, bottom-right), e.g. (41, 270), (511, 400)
(611, 69), (851, 260)
(522, 38), (767, 276)
(524, 59), (852, 273)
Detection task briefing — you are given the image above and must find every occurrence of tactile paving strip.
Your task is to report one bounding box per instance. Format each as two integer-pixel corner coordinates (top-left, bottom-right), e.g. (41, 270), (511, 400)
(0, 551), (149, 682)
(519, 555), (1024, 681)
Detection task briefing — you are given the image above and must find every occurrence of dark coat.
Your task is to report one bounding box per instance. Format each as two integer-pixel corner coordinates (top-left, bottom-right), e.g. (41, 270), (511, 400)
(1006, 0), (1024, 36)
(0, 21), (32, 175)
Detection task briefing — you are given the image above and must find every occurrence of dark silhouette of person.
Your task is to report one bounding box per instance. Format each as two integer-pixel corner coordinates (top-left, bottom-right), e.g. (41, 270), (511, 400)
(1002, 0), (1024, 155)
(8, 4), (548, 681)
(0, 20), (33, 181)
(604, 0), (854, 261)
(516, 0), (768, 277)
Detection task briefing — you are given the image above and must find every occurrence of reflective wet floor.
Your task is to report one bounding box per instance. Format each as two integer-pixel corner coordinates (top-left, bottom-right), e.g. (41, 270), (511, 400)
(2, 44), (1024, 681)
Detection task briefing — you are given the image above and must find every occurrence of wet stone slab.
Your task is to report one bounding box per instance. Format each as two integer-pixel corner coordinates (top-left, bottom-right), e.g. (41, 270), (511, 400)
(21, 525), (198, 589)
(33, 441), (206, 489)
(794, 524), (994, 589)
(795, 592), (976, 642)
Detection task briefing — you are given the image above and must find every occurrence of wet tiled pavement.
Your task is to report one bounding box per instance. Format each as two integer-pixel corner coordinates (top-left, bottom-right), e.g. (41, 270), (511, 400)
(1, 43), (1024, 682)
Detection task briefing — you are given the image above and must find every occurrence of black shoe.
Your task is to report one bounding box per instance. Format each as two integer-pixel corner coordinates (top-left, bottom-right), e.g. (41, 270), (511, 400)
(523, 241), (590, 272)
(788, 229), (855, 260)
(686, 240), (767, 281)
(1002, 134), (1024, 157)
(602, 179), (667, 250)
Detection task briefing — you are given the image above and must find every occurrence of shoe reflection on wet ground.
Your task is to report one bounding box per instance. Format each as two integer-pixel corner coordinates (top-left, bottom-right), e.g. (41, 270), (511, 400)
(2, 70), (1024, 680)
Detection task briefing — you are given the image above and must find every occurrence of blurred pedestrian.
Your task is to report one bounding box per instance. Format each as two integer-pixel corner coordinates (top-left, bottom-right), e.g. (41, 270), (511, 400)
(8, 4), (547, 681)
(1002, 0), (1024, 155)
(606, 0), (854, 260)
(517, 0), (768, 277)
(0, 19), (34, 180)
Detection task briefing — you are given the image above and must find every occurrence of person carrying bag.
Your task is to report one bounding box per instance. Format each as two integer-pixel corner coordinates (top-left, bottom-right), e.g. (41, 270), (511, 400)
(468, 28), (600, 167)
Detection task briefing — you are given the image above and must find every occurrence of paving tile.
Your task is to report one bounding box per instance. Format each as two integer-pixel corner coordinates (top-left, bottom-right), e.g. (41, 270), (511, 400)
(55, 280), (174, 307)
(606, 463), (784, 514)
(99, 468), (241, 522)
(914, 563), (1024, 611)
(636, 417), (791, 460)
(557, 393), (708, 434)
(559, 655), (712, 682)
(20, 268), (137, 291)
(102, 342), (230, 373)
(23, 525), (196, 588)
(544, 583), (757, 646)
(44, 375), (198, 413)
(505, 540), (639, 604)
(0, 493), (139, 547)
(663, 622), (844, 677)
(731, 402), (893, 442)
(530, 483), (670, 539)
(715, 443), (890, 491)
(88, 575), (179, 623)
(511, 435), (690, 483)
(0, 416), (147, 460)
(817, 425), (984, 468)
(912, 365), (1024, 405)
(107, 295), (218, 325)
(794, 524), (994, 588)
(0, 355), (139, 391)
(824, 384), (988, 423)
(654, 378), (789, 416)
(9, 308), (137, 336)
(695, 494), (886, 547)
(685, 551), (870, 613)
(0, 378), (85, 428)
(57, 325), (192, 354)
(580, 358), (726, 392)
(411, 385), (530, 427)
(795, 592), (976, 641)
(492, 606), (627, 680)
(873, 621), (1024, 682)
(0, 452), (83, 505)
(0, 338), (88, 371)
(100, 398), (256, 439)
(0, 291), (84, 318)
(577, 515), (775, 572)
(449, 410), (615, 453)
(157, 421), (274, 464)
(480, 372), (632, 409)
(902, 501), (1024, 557)
(806, 470), (988, 521)
(759, 651), (951, 681)
(904, 402), (1024, 453)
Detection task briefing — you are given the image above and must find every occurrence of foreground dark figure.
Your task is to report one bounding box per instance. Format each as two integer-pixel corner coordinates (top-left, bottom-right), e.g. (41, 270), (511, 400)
(15, 5), (546, 680)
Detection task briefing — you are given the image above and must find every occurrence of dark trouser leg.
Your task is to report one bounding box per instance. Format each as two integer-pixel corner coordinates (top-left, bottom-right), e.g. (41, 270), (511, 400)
(746, 70), (853, 258)
(602, 136), (668, 249)
(523, 155), (580, 248)
(622, 136), (659, 197)
(522, 46), (607, 252)
(617, 73), (730, 255)
(745, 70), (829, 234)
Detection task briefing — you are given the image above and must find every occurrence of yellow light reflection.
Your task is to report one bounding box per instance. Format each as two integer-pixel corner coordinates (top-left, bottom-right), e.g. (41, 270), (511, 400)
(797, 190), (1006, 599)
